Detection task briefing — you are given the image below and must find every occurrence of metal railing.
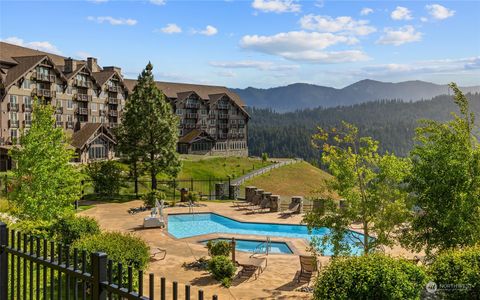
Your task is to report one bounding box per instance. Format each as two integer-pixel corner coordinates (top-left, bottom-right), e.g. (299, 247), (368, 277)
(0, 223), (218, 300)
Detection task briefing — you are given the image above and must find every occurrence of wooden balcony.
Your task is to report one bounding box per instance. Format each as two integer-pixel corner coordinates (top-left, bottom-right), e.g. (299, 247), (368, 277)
(75, 94), (92, 102)
(185, 102), (200, 109)
(218, 114), (229, 119)
(7, 103), (19, 112)
(32, 72), (55, 83)
(218, 103), (229, 110)
(108, 86), (118, 93)
(23, 104), (33, 112)
(108, 97), (119, 105)
(184, 123), (196, 129)
(108, 110), (118, 117)
(74, 79), (92, 88)
(55, 107), (64, 114)
(185, 113), (198, 119)
(76, 107), (88, 115)
(23, 120), (32, 127)
(32, 88), (55, 98)
(218, 133), (228, 139)
(8, 120), (19, 128)
(218, 124), (228, 129)
(56, 121), (64, 128)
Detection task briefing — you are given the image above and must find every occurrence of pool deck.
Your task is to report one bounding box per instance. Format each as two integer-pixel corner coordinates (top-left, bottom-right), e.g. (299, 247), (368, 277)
(80, 200), (419, 300)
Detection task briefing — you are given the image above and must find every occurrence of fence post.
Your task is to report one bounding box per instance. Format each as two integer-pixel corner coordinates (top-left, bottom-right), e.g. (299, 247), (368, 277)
(3, 174), (7, 196)
(208, 178), (211, 200)
(190, 178), (193, 191)
(81, 180), (85, 200)
(0, 222), (8, 300)
(91, 252), (108, 300)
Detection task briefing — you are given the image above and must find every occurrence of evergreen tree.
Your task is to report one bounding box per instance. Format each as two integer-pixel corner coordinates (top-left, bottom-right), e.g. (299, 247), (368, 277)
(134, 62), (181, 189)
(403, 83), (480, 255)
(9, 100), (81, 220)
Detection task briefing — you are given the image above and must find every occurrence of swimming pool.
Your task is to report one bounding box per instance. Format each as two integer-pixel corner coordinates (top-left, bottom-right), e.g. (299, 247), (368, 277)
(202, 238), (293, 254)
(167, 213), (365, 255)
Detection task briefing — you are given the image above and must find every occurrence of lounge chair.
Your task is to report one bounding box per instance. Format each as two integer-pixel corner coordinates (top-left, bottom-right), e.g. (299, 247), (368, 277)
(143, 215), (165, 228)
(297, 255), (319, 283)
(232, 199), (250, 208)
(150, 247), (167, 260)
(281, 202), (300, 217)
(249, 198), (270, 213)
(236, 256), (267, 280)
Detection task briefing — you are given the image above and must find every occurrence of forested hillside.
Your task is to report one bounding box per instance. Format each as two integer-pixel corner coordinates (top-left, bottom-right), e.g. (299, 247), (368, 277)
(247, 93), (480, 163)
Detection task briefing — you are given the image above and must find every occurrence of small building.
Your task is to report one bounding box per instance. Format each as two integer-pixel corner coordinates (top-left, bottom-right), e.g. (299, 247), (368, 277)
(70, 123), (116, 163)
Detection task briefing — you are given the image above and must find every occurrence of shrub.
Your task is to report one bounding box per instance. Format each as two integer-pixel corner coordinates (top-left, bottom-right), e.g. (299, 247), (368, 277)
(51, 215), (100, 245)
(207, 240), (231, 257)
(429, 245), (480, 299)
(208, 255), (236, 287)
(86, 161), (123, 197)
(314, 254), (427, 300)
(187, 191), (199, 203)
(10, 219), (52, 239)
(142, 190), (166, 208)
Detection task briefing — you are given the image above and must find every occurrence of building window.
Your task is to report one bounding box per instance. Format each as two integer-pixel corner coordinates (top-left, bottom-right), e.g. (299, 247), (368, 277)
(67, 99), (73, 110)
(88, 138), (108, 160)
(22, 79), (31, 89)
(24, 96), (32, 110)
(92, 116), (97, 123)
(56, 99), (63, 108)
(56, 84), (63, 93)
(176, 109), (183, 115)
(209, 119), (216, 125)
(67, 115), (73, 122)
(91, 103), (97, 111)
(56, 114), (62, 122)
(66, 87), (73, 95)
(10, 95), (17, 105)
(200, 109), (207, 115)
(10, 112), (17, 121)
(10, 129), (18, 141)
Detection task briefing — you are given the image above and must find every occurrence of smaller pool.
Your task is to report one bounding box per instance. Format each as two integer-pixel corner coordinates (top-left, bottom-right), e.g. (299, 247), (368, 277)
(202, 238), (293, 254)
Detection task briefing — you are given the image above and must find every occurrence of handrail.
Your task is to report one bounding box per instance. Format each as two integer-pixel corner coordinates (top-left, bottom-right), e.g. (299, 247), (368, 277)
(251, 236), (271, 256)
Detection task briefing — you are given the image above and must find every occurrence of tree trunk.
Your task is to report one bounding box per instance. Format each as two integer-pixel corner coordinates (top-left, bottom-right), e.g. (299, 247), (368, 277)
(150, 151), (157, 190)
(363, 222), (369, 255)
(133, 161), (139, 197)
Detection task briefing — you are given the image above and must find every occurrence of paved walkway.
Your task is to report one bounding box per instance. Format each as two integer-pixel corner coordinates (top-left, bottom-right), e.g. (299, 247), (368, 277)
(231, 159), (301, 186)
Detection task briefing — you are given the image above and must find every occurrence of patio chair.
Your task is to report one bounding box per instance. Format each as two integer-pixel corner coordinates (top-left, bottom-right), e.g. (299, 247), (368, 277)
(249, 198), (270, 213)
(236, 256), (267, 280)
(280, 202), (300, 217)
(150, 247), (167, 260)
(297, 255), (319, 283)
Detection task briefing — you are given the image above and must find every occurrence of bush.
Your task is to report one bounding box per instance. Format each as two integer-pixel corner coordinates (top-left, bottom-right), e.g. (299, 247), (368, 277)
(51, 215), (100, 245)
(314, 254), (427, 300)
(86, 161), (123, 196)
(142, 190), (166, 208)
(208, 255), (236, 287)
(207, 240), (232, 257)
(10, 219), (52, 239)
(429, 245), (480, 299)
(187, 191), (199, 203)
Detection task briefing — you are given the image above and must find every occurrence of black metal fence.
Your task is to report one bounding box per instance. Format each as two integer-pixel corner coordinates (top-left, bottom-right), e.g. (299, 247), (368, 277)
(0, 223), (218, 300)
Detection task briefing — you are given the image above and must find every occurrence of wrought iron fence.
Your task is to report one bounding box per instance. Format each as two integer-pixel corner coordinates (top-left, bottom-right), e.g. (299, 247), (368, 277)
(0, 222), (218, 300)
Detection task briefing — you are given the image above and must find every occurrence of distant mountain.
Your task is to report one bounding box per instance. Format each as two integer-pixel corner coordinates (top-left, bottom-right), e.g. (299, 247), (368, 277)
(232, 80), (480, 112)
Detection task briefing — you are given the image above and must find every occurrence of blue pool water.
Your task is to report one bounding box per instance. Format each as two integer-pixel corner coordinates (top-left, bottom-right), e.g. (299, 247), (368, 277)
(167, 213), (365, 255)
(202, 238), (293, 254)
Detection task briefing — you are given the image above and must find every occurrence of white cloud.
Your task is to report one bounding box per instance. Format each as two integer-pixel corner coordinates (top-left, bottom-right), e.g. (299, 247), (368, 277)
(360, 8), (373, 16)
(420, 17), (428, 22)
(252, 0), (300, 14)
(391, 6), (413, 21)
(209, 60), (299, 71)
(2, 37), (62, 54)
(299, 15), (376, 36)
(75, 51), (92, 60)
(377, 25), (422, 46)
(87, 16), (137, 26)
(197, 25), (218, 36)
(426, 4), (455, 20)
(215, 70), (237, 78)
(159, 23), (182, 34)
(150, 0), (166, 5)
(240, 31), (368, 63)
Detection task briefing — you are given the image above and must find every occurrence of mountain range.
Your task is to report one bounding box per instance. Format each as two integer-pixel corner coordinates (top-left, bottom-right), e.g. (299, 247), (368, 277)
(232, 79), (480, 112)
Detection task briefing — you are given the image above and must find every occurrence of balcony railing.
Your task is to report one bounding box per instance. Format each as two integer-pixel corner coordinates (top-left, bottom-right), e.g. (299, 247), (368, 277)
(76, 107), (88, 115)
(24, 120), (32, 127)
(238, 133), (245, 139)
(218, 114), (229, 119)
(109, 123), (119, 128)
(108, 97), (119, 105)
(7, 103), (19, 112)
(184, 123), (196, 129)
(23, 104), (33, 112)
(56, 121), (64, 128)
(218, 133), (228, 139)
(208, 114), (216, 119)
(108, 86), (118, 92)
(108, 110), (118, 117)
(185, 102), (200, 109)
(218, 104), (229, 110)
(99, 110), (107, 116)
(8, 120), (19, 128)
(66, 121), (74, 129)
(74, 79), (92, 88)
(218, 124), (228, 129)
(32, 88), (55, 98)
(75, 94), (92, 102)
(186, 113), (198, 119)
(55, 107), (64, 114)
(32, 72), (56, 83)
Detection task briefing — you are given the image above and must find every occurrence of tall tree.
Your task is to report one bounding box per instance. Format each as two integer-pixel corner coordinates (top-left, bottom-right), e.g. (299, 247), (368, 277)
(134, 62), (181, 189)
(304, 122), (411, 255)
(9, 100), (81, 220)
(116, 80), (144, 196)
(403, 83), (480, 255)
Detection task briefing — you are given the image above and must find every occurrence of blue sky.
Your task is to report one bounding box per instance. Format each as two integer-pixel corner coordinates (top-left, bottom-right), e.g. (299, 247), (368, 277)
(1, 0), (479, 88)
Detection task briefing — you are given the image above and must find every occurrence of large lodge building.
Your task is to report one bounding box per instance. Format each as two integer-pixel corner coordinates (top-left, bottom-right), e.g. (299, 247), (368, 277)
(0, 42), (249, 169)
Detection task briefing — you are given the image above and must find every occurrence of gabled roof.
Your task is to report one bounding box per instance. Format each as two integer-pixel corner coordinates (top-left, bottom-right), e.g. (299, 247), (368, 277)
(92, 70), (116, 86)
(178, 129), (215, 144)
(208, 93), (227, 104)
(64, 63), (102, 89)
(71, 123), (116, 149)
(0, 42), (66, 65)
(176, 91), (196, 102)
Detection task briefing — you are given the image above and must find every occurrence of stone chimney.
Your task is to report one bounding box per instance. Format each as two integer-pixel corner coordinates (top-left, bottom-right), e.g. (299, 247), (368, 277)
(87, 57), (100, 72)
(64, 58), (76, 73)
(103, 66), (122, 77)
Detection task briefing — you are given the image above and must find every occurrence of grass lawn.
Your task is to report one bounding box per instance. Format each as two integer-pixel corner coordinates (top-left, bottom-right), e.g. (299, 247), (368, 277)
(241, 161), (338, 200)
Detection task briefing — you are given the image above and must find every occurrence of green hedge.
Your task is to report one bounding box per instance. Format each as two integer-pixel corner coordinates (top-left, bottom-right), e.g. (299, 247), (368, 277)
(206, 240), (232, 257)
(314, 254), (427, 300)
(51, 215), (100, 245)
(429, 245), (480, 299)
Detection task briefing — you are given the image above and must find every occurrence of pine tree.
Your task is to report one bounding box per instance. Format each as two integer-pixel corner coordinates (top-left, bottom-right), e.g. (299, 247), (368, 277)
(9, 100), (81, 220)
(134, 62), (181, 189)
